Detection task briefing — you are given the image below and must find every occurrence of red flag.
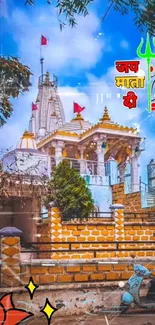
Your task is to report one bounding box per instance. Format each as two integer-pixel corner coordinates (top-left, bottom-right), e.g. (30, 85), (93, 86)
(32, 102), (37, 111)
(74, 102), (85, 114)
(151, 102), (155, 111)
(150, 66), (155, 73)
(41, 35), (48, 46)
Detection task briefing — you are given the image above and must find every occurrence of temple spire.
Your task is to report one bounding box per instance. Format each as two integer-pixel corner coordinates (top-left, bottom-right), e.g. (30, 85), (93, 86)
(100, 106), (111, 122)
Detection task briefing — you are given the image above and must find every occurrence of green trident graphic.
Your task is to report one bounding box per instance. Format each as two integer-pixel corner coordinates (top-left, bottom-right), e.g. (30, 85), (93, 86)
(136, 33), (155, 113)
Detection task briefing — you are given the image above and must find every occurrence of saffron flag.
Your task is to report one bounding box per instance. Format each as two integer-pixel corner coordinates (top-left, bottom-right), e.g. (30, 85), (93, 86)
(41, 35), (48, 46)
(32, 102), (37, 111)
(74, 102), (85, 114)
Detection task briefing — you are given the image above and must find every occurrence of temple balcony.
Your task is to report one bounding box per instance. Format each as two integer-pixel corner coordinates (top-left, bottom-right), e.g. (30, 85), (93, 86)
(61, 157), (112, 186)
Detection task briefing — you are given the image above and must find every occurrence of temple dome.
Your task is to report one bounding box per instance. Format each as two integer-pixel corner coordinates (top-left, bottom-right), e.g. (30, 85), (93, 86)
(16, 130), (37, 150)
(59, 113), (92, 134)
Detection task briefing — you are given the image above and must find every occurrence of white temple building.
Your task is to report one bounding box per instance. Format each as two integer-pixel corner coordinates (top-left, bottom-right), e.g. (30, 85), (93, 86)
(3, 71), (146, 211)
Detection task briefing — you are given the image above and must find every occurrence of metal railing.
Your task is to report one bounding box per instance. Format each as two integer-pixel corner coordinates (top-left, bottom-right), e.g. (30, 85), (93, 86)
(21, 241), (155, 259)
(124, 211), (155, 220)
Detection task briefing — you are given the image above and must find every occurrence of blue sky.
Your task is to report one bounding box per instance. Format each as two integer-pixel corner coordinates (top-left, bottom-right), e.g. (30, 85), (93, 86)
(0, 0), (155, 183)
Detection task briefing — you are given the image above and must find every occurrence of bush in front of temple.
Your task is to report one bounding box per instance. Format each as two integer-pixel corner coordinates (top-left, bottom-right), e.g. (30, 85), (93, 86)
(44, 160), (94, 221)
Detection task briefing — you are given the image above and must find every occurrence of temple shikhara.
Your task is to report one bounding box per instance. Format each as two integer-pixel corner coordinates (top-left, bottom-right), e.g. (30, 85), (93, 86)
(2, 71), (148, 212)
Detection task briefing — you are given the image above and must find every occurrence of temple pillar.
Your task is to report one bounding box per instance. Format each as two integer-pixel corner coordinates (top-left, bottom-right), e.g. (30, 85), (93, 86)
(131, 154), (139, 192)
(47, 147), (52, 178)
(79, 147), (86, 174)
(0, 227), (22, 287)
(53, 141), (64, 166)
(96, 140), (106, 176)
(118, 163), (126, 183)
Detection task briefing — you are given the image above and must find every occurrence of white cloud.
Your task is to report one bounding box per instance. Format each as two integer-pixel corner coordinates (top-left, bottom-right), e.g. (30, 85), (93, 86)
(0, 0), (8, 18)
(120, 40), (129, 49)
(10, 8), (106, 74)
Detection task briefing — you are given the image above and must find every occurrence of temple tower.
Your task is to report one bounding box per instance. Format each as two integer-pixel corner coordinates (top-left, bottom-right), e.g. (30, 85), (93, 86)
(29, 72), (65, 139)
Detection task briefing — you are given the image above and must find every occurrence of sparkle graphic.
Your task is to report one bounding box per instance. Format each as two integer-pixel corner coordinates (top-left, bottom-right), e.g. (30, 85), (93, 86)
(25, 276), (39, 300)
(40, 298), (58, 325)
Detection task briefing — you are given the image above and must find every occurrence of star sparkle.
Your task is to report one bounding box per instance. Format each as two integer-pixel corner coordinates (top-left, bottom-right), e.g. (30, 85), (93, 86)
(40, 298), (58, 325)
(25, 276), (39, 300)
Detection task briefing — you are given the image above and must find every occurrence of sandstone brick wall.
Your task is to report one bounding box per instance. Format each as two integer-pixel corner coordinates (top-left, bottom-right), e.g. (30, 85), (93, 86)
(36, 184), (155, 260)
(20, 262), (155, 285)
(112, 183), (155, 214)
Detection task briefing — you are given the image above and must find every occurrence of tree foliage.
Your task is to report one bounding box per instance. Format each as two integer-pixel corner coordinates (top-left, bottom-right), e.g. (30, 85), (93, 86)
(25, 0), (155, 36)
(44, 160), (94, 221)
(0, 56), (32, 127)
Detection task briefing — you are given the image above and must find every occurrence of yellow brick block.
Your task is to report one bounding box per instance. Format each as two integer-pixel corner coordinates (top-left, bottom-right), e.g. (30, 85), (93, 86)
(31, 267), (48, 274)
(39, 275), (56, 283)
(70, 254), (81, 259)
(54, 238), (61, 242)
(106, 226), (114, 230)
(87, 237), (96, 241)
(67, 266), (81, 272)
(77, 237), (86, 241)
(82, 244), (91, 247)
(82, 231), (90, 235)
(74, 274), (88, 282)
(133, 226), (141, 230)
(101, 231), (109, 236)
(121, 272), (133, 280)
(146, 252), (153, 256)
(137, 230), (144, 235)
(106, 237), (114, 241)
(141, 236), (148, 240)
(98, 237), (106, 242)
(92, 244), (101, 248)
(72, 231), (81, 236)
(2, 237), (19, 246)
(83, 265), (96, 272)
(97, 226), (106, 230)
(92, 231), (100, 235)
(114, 265), (126, 271)
(68, 237), (76, 242)
(57, 274), (73, 282)
(81, 253), (94, 259)
(96, 253), (111, 258)
(62, 231), (71, 236)
(72, 244), (81, 249)
(106, 272), (120, 280)
(90, 273), (104, 281)
(125, 236), (132, 240)
(145, 230), (152, 235)
(67, 225), (77, 230)
(48, 266), (64, 274)
(51, 207), (60, 212)
(117, 237), (125, 241)
(87, 225), (96, 230)
(77, 225), (86, 230)
(133, 236), (139, 241)
(128, 230), (135, 235)
(98, 265), (112, 271)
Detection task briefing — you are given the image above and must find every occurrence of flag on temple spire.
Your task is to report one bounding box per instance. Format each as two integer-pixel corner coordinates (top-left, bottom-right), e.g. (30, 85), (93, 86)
(41, 35), (48, 46)
(73, 102), (85, 114)
(32, 102), (38, 111)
